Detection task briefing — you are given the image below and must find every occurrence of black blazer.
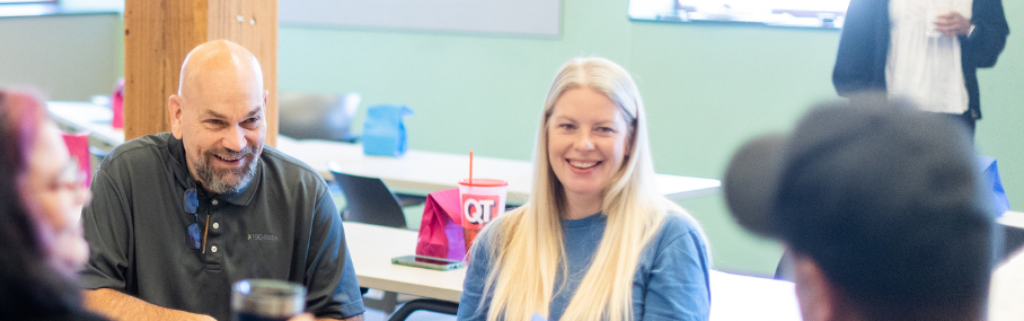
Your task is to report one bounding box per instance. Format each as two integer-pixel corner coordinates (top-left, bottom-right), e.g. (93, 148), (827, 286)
(832, 0), (1009, 119)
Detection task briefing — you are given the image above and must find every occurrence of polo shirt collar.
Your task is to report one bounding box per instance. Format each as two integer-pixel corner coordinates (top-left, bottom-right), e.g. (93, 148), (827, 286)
(167, 134), (262, 207)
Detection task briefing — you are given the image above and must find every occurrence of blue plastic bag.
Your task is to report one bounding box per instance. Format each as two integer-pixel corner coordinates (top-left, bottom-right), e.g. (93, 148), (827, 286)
(978, 155), (1010, 216)
(362, 105), (413, 157)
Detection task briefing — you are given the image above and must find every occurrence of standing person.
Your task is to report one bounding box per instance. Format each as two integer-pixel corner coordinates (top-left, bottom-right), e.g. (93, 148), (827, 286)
(833, 0), (1009, 136)
(80, 40), (364, 321)
(0, 89), (104, 320)
(458, 57), (711, 321)
(724, 97), (995, 321)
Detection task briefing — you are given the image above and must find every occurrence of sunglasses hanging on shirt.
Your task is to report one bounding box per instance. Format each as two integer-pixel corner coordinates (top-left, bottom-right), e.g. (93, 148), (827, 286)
(184, 187), (211, 253)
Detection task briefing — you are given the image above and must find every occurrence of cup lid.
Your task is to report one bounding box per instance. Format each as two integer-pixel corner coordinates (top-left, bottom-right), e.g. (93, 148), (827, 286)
(458, 178), (508, 187)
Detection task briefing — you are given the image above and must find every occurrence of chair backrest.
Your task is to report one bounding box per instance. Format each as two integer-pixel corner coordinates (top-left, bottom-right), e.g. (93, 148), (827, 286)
(774, 250), (794, 281)
(279, 92), (361, 142)
(328, 162), (407, 228)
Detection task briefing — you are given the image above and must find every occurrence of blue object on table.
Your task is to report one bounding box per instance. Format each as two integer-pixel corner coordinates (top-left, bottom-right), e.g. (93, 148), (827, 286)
(362, 105), (412, 157)
(978, 155), (1010, 216)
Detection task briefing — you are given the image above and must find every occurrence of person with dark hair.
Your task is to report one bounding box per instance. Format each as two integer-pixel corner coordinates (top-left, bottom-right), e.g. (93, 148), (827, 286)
(833, 0), (1009, 137)
(0, 89), (105, 321)
(723, 97), (995, 321)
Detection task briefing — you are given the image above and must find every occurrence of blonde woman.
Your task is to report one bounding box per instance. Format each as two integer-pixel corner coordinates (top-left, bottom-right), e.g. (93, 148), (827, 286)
(457, 58), (711, 321)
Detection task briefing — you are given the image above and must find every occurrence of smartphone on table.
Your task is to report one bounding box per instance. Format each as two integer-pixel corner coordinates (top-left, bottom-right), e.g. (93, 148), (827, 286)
(391, 255), (464, 271)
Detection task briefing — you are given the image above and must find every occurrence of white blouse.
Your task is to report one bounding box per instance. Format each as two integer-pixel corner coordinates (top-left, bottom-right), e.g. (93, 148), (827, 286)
(886, 0), (973, 114)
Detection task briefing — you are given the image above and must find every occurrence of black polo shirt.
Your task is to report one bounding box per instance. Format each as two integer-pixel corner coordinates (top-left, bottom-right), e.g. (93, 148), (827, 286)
(81, 133), (364, 320)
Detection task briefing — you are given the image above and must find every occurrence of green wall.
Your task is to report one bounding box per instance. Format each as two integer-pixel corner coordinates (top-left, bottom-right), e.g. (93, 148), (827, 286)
(280, 0), (1024, 276)
(2, 0), (1019, 277)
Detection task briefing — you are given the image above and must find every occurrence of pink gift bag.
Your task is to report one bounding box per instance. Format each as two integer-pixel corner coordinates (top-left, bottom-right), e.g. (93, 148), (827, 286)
(61, 132), (91, 187)
(415, 188), (467, 261)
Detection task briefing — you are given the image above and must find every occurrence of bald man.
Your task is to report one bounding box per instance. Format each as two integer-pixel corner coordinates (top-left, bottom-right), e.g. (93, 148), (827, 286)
(80, 40), (365, 321)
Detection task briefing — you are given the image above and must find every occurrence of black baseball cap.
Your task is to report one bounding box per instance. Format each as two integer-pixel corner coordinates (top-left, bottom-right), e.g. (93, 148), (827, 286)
(723, 96), (995, 309)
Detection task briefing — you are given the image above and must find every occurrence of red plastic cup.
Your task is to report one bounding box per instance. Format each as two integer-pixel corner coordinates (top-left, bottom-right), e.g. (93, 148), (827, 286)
(459, 178), (508, 251)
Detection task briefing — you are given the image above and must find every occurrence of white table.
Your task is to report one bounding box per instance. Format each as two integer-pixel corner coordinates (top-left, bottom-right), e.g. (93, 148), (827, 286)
(992, 220), (1024, 321)
(47, 101), (125, 148)
(278, 137), (721, 204)
(343, 221), (803, 320)
(998, 211), (1024, 229)
(345, 222), (464, 302)
(47, 101), (722, 204)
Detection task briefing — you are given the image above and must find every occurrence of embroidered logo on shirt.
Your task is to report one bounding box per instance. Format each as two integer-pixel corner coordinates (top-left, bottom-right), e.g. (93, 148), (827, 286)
(248, 233), (280, 241)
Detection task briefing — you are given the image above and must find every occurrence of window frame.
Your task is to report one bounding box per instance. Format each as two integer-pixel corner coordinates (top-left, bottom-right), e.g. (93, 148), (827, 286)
(0, 0), (58, 4)
(629, 0), (851, 29)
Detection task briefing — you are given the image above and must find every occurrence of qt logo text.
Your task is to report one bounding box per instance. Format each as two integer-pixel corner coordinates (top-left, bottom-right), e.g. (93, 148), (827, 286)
(463, 194), (500, 226)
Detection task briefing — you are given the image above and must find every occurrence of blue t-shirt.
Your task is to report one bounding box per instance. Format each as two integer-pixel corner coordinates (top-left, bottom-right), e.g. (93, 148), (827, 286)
(457, 212), (711, 321)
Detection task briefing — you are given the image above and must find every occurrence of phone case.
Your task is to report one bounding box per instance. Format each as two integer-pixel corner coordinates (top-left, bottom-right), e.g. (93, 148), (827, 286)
(391, 256), (464, 271)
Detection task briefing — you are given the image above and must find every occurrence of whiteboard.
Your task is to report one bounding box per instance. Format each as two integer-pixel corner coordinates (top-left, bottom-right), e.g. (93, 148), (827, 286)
(280, 0), (561, 37)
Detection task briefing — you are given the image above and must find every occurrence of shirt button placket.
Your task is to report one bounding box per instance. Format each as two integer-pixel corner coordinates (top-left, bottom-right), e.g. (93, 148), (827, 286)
(205, 199), (223, 269)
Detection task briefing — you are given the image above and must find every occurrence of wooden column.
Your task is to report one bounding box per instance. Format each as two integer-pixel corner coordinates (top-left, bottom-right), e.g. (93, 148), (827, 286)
(123, 0), (278, 146)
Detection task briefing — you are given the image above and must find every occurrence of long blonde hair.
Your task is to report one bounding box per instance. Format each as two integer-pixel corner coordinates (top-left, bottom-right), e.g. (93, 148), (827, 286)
(477, 57), (695, 321)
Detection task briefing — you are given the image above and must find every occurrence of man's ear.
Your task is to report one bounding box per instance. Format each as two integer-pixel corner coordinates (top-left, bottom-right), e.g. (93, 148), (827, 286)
(262, 90), (269, 124)
(792, 253), (836, 321)
(168, 94), (184, 139)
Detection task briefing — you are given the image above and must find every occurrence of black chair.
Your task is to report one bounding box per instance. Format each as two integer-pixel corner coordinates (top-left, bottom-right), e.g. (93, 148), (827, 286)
(388, 299), (459, 321)
(328, 163), (408, 312)
(327, 162), (434, 315)
(774, 250), (794, 281)
(328, 162), (408, 229)
(279, 92), (361, 143)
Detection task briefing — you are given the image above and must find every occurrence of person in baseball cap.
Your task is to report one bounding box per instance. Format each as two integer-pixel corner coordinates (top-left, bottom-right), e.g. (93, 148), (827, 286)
(723, 95), (997, 321)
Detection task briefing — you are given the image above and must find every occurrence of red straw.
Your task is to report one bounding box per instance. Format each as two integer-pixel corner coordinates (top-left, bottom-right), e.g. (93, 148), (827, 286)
(469, 151), (474, 184)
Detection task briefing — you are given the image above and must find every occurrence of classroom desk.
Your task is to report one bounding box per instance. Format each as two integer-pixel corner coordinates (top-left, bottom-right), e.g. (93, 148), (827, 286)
(999, 211), (1024, 261)
(343, 221), (803, 320)
(277, 137), (721, 204)
(47, 101), (125, 148)
(46, 101), (722, 203)
(991, 219), (1024, 321)
(998, 211), (1024, 227)
(345, 222), (463, 302)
